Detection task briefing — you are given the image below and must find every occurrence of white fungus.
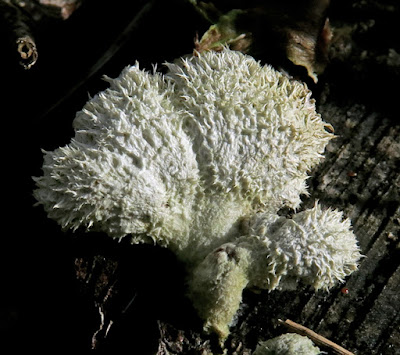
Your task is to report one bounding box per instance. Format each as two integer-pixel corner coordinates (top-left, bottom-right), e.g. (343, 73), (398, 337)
(34, 49), (362, 339)
(253, 333), (321, 355)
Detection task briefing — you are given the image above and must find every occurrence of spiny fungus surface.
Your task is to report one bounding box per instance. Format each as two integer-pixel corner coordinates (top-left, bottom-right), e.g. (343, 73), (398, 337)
(253, 333), (321, 355)
(34, 49), (362, 340)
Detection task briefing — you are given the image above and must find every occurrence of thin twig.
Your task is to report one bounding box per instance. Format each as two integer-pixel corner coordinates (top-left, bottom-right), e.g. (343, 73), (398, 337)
(278, 319), (354, 355)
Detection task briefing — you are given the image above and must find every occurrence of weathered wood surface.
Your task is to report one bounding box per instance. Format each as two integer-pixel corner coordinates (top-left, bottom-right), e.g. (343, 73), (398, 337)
(2, 0), (399, 354)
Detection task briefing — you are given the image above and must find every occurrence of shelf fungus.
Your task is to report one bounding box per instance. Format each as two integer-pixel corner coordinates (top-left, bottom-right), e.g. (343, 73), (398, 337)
(34, 49), (362, 341)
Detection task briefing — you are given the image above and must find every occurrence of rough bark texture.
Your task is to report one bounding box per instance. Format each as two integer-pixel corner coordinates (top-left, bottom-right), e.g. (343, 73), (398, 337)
(2, 0), (399, 354)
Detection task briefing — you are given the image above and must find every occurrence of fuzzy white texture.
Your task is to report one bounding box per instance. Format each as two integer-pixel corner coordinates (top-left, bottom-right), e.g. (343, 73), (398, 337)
(247, 203), (361, 291)
(34, 49), (361, 339)
(253, 333), (320, 355)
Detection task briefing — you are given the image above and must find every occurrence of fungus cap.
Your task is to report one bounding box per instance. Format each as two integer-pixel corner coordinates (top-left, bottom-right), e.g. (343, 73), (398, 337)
(34, 49), (333, 257)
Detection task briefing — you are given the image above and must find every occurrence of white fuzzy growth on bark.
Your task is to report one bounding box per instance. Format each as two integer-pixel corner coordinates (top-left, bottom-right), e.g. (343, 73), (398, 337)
(33, 49), (361, 339)
(253, 333), (320, 355)
(34, 49), (332, 257)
